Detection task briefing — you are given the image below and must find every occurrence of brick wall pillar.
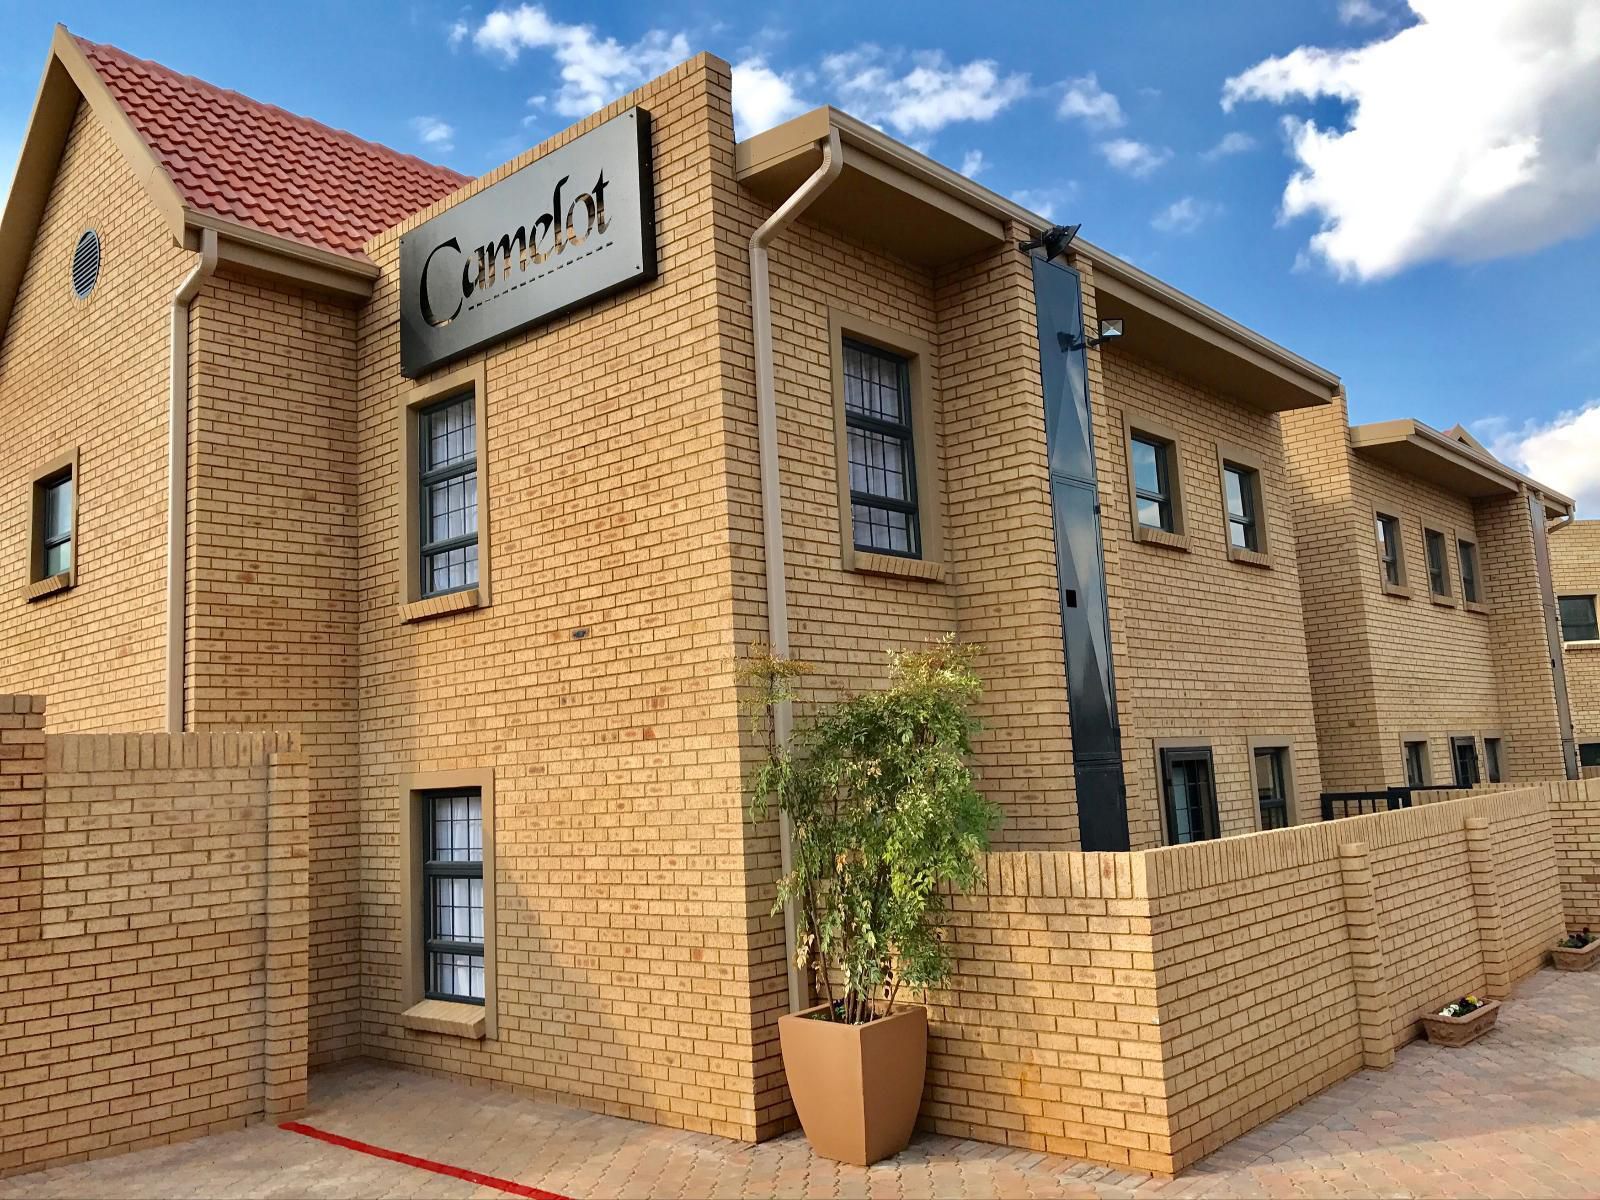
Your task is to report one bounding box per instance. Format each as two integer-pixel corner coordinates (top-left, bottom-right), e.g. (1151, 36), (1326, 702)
(1338, 841), (1394, 1068)
(1464, 815), (1510, 997)
(262, 749), (310, 1119)
(0, 695), (45, 950)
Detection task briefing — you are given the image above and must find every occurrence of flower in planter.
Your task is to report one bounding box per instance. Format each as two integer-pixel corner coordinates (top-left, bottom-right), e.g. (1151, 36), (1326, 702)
(1560, 928), (1595, 950)
(1438, 995), (1485, 1018)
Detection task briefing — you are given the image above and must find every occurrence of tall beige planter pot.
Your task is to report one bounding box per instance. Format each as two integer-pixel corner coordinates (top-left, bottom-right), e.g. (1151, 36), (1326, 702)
(777, 1003), (927, 1167)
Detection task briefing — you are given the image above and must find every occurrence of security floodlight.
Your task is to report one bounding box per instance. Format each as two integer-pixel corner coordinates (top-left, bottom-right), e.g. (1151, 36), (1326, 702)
(1017, 223), (1081, 262)
(1058, 317), (1126, 353)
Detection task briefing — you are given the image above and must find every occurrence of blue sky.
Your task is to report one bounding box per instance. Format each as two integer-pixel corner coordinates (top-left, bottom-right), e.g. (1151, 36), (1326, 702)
(2, 0), (1597, 512)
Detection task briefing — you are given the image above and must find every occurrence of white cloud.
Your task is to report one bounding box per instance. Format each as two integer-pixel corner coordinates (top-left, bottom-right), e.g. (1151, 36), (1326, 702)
(1339, 0), (1388, 24)
(819, 47), (1028, 136)
(410, 116), (455, 153)
(1483, 402), (1600, 516)
(471, 4), (691, 117)
(448, 19), (469, 48)
(1097, 138), (1171, 178)
(1203, 131), (1257, 160)
(1151, 196), (1217, 233)
(731, 58), (809, 137)
(1221, 0), (1600, 281)
(1058, 74), (1124, 129)
(960, 149), (988, 178)
(1013, 183), (1078, 222)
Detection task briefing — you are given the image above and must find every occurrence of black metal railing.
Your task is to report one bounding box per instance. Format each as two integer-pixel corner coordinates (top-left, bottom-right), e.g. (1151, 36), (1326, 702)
(1319, 784), (1459, 821)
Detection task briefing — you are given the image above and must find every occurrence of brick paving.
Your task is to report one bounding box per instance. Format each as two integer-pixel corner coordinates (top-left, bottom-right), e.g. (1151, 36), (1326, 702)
(5, 966), (1599, 1200)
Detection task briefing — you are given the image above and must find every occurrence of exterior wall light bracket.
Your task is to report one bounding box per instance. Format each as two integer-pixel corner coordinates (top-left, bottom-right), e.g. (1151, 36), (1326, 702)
(1060, 318), (1125, 353)
(1018, 222), (1081, 262)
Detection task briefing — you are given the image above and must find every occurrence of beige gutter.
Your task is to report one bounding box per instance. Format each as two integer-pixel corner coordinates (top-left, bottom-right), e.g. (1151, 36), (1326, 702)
(750, 127), (842, 1014)
(166, 227), (218, 732)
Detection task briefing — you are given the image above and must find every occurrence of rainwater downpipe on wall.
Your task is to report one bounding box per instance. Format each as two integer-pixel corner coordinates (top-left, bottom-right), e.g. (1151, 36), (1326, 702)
(166, 227), (218, 733)
(749, 129), (842, 1012)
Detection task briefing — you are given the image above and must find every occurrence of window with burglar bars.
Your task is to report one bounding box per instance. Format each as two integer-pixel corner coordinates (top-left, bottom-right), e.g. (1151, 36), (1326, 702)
(1424, 528), (1450, 597)
(1254, 747), (1289, 830)
(422, 789), (485, 1003)
(1458, 538), (1481, 604)
(1223, 463), (1259, 551)
(418, 392), (478, 597)
(843, 339), (920, 557)
(1160, 747), (1219, 845)
(1131, 435), (1175, 532)
(1559, 595), (1599, 642)
(1376, 513), (1402, 587)
(36, 469), (73, 578)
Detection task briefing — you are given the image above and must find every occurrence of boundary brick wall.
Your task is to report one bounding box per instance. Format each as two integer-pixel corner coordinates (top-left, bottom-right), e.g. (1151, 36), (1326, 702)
(0, 696), (309, 1177)
(923, 784), (1574, 1175)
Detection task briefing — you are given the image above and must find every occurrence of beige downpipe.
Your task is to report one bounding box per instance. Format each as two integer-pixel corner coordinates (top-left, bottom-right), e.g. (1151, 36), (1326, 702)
(749, 129), (843, 1013)
(166, 228), (218, 733)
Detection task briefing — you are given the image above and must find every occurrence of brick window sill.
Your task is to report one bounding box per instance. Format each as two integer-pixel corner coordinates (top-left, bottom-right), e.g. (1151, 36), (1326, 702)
(1464, 600), (1490, 615)
(399, 587), (482, 625)
(851, 552), (948, 583)
(1429, 592), (1457, 609)
(400, 999), (485, 1039)
(1381, 582), (1413, 599)
(1565, 640), (1600, 651)
(1134, 527), (1191, 553)
(24, 571), (73, 602)
(1227, 546), (1272, 569)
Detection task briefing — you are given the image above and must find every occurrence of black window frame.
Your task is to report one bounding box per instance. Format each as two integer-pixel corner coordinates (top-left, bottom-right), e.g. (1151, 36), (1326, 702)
(1484, 737), (1503, 784)
(1581, 743), (1600, 769)
(1424, 527), (1450, 598)
(36, 467), (73, 579)
(1160, 746), (1220, 845)
(1559, 595), (1599, 643)
(1458, 538), (1481, 604)
(1223, 462), (1260, 552)
(842, 338), (921, 559)
(421, 788), (486, 1006)
(1132, 435), (1176, 533)
(1403, 740), (1428, 788)
(1376, 513), (1402, 587)
(1253, 746), (1289, 831)
(417, 390), (479, 599)
(1451, 736), (1480, 788)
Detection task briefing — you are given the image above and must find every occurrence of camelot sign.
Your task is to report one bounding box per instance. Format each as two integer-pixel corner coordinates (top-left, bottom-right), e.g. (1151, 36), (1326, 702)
(399, 107), (656, 377)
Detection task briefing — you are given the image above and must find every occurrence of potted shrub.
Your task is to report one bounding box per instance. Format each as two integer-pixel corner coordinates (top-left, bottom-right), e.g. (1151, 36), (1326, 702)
(743, 636), (999, 1167)
(1421, 994), (1500, 1047)
(1553, 928), (1600, 971)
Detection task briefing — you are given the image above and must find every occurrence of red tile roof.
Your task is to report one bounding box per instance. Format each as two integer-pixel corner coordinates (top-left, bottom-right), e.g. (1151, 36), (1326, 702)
(78, 37), (469, 259)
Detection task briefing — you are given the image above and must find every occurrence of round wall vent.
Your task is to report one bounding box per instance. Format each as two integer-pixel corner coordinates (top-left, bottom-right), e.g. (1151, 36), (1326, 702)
(71, 230), (101, 300)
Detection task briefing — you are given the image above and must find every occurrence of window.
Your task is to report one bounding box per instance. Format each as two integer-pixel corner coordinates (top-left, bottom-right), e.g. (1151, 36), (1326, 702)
(422, 789), (485, 1004)
(1403, 740), (1429, 788)
(1458, 538), (1481, 605)
(418, 393), (478, 597)
(1451, 736), (1480, 788)
(1131, 435), (1176, 533)
(1223, 463), (1260, 552)
(1376, 513), (1404, 589)
(1254, 747), (1290, 830)
(25, 449), (79, 598)
(1484, 737), (1503, 784)
(1424, 528), (1450, 599)
(842, 339), (921, 558)
(1159, 746), (1219, 845)
(1582, 743), (1600, 769)
(1559, 595), (1599, 643)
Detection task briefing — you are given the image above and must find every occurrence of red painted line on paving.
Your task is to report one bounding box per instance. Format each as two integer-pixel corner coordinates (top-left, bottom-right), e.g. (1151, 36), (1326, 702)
(279, 1120), (573, 1200)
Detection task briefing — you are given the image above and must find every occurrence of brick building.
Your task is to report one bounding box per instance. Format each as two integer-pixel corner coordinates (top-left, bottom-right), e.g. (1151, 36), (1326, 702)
(0, 27), (1580, 1147)
(1551, 520), (1600, 771)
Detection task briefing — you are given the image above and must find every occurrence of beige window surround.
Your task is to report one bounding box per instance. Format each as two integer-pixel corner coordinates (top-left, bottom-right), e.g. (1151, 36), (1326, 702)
(827, 308), (947, 581)
(397, 359), (491, 623)
(1421, 523), (1455, 606)
(399, 766), (497, 1040)
(1215, 441), (1272, 568)
(1122, 409), (1190, 552)
(1398, 732), (1433, 786)
(1246, 735), (1297, 828)
(1457, 533), (1487, 614)
(1482, 729), (1507, 783)
(1372, 505), (1411, 598)
(24, 447), (78, 602)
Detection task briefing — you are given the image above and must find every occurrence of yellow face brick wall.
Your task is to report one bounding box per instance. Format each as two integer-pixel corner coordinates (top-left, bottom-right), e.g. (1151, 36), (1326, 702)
(0, 107), (194, 728)
(186, 270), (362, 1067)
(0, 696), (309, 1177)
(1551, 520), (1600, 757)
(352, 58), (784, 1140)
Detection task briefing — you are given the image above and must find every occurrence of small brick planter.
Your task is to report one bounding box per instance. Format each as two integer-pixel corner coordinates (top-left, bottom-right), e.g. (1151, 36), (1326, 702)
(1552, 938), (1600, 972)
(1421, 999), (1500, 1047)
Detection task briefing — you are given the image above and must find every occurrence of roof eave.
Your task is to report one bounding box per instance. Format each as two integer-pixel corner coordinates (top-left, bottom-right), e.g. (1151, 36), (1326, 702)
(1351, 418), (1575, 518)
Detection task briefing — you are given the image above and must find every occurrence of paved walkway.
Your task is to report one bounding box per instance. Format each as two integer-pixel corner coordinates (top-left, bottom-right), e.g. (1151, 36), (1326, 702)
(4, 967), (1598, 1199)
